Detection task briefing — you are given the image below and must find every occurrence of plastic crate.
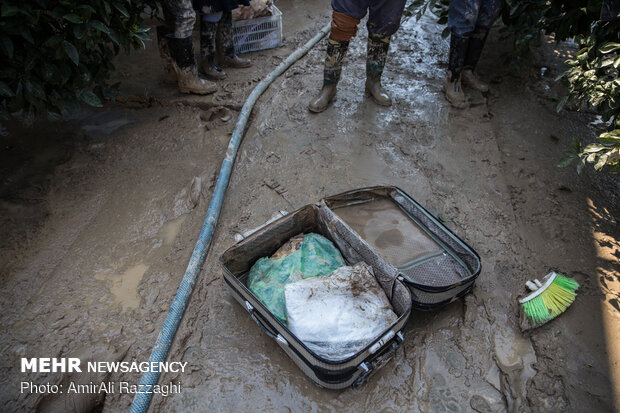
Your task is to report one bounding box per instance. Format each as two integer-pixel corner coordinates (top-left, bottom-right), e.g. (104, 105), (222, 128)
(232, 5), (283, 54)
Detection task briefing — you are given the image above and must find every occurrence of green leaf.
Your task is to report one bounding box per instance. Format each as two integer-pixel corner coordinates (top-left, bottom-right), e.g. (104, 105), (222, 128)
(77, 4), (96, 14)
(47, 111), (62, 121)
(73, 24), (86, 40)
(582, 143), (607, 153)
(1, 3), (19, 17)
(441, 27), (450, 39)
(0, 80), (14, 97)
(79, 90), (103, 107)
(557, 155), (576, 168)
(0, 35), (14, 59)
(90, 20), (110, 34)
(556, 96), (568, 112)
(20, 27), (35, 44)
(63, 14), (82, 24)
(594, 153), (609, 170)
(599, 42), (620, 54)
(576, 158), (585, 174)
(113, 3), (130, 18)
(62, 40), (79, 66)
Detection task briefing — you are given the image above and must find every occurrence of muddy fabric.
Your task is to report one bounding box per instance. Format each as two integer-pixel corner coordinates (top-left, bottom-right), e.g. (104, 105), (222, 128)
(330, 11), (361, 41)
(194, 0), (249, 14)
(167, 36), (197, 69)
(332, 0), (408, 36)
(448, 0), (501, 37)
(285, 262), (398, 361)
(448, 32), (469, 81)
(366, 33), (390, 79)
(200, 19), (218, 62)
(199, 10), (235, 60)
(323, 39), (350, 86)
(463, 26), (489, 70)
(218, 11), (235, 56)
(247, 233), (346, 324)
(271, 234), (304, 260)
(162, 0), (197, 39)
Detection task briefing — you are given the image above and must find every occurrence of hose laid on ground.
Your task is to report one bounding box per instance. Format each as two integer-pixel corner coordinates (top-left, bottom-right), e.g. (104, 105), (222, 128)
(131, 21), (332, 413)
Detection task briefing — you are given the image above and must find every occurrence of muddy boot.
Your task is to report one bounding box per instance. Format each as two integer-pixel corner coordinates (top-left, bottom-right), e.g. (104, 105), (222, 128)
(157, 26), (177, 85)
(200, 20), (227, 80)
(461, 27), (490, 92)
(365, 33), (392, 106)
(308, 39), (350, 113)
(443, 32), (468, 108)
(167, 36), (217, 95)
(218, 11), (251, 68)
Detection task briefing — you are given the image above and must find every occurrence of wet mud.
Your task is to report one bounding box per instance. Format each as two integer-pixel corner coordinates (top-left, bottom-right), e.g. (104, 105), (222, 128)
(1, 0), (619, 412)
(334, 198), (442, 266)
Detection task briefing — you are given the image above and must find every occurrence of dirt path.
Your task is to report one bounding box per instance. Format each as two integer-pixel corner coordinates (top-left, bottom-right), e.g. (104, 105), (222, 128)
(1, 1), (619, 412)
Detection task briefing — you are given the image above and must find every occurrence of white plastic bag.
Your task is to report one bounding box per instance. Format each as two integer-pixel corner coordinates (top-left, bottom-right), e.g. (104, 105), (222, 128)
(284, 262), (398, 361)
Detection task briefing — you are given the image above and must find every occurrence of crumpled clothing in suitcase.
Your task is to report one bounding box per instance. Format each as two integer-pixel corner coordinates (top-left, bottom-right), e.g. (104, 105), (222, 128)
(247, 233), (346, 324)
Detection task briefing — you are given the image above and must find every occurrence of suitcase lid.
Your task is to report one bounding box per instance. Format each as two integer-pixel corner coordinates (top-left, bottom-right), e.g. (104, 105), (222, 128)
(321, 185), (481, 290)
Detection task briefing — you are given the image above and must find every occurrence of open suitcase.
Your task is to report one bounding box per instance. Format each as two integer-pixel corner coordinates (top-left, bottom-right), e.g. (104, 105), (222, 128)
(220, 186), (481, 389)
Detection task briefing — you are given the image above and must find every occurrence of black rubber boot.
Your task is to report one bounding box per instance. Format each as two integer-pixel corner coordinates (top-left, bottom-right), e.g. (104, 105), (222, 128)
(365, 32), (392, 106)
(443, 32), (469, 108)
(157, 26), (177, 84)
(200, 20), (227, 80)
(167, 36), (217, 95)
(308, 39), (350, 113)
(462, 26), (490, 92)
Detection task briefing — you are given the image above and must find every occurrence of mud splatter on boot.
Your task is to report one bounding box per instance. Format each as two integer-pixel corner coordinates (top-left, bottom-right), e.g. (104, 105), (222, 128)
(200, 20), (226, 80)
(462, 27), (490, 92)
(443, 32), (468, 108)
(167, 36), (217, 95)
(308, 39), (350, 113)
(218, 11), (251, 68)
(365, 33), (392, 106)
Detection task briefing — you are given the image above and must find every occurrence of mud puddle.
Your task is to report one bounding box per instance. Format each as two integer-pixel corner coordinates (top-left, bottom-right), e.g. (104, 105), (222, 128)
(95, 263), (150, 312)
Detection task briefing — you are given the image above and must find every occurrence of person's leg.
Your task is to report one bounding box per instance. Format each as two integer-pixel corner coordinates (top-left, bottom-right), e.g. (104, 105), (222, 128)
(217, 11), (251, 68)
(461, 0), (501, 92)
(308, 0), (367, 113)
(164, 0), (217, 94)
(444, 0), (480, 107)
(200, 12), (227, 80)
(365, 0), (407, 106)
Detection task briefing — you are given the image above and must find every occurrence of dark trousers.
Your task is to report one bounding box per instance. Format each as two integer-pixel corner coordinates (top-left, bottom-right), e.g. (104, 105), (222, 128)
(448, 0), (501, 36)
(332, 0), (408, 36)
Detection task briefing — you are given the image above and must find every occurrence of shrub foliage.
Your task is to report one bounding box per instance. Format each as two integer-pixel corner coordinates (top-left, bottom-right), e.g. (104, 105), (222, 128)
(0, 0), (159, 121)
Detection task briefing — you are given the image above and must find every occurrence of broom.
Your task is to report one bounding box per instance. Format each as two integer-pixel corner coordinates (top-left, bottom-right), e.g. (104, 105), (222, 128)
(519, 272), (579, 329)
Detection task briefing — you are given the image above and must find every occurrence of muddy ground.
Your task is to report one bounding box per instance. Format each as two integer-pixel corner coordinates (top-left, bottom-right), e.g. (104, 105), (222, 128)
(1, 1), (619, 412)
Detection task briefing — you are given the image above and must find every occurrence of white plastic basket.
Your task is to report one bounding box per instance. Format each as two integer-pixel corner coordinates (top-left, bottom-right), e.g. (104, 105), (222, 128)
(232, 5), (283, 54)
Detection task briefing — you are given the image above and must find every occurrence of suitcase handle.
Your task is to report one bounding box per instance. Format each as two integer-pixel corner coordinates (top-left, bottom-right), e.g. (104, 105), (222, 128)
(245, 301), (288, 346)
(353, 331), (404, 388)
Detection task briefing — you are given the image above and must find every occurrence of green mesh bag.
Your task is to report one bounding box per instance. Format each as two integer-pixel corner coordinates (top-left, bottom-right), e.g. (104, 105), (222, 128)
(247, 233), (346, 324)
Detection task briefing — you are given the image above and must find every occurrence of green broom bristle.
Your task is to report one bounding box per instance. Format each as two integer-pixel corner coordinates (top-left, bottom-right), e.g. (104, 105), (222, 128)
(521, 274), (579, 327)
(552, 274), (579, 292)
